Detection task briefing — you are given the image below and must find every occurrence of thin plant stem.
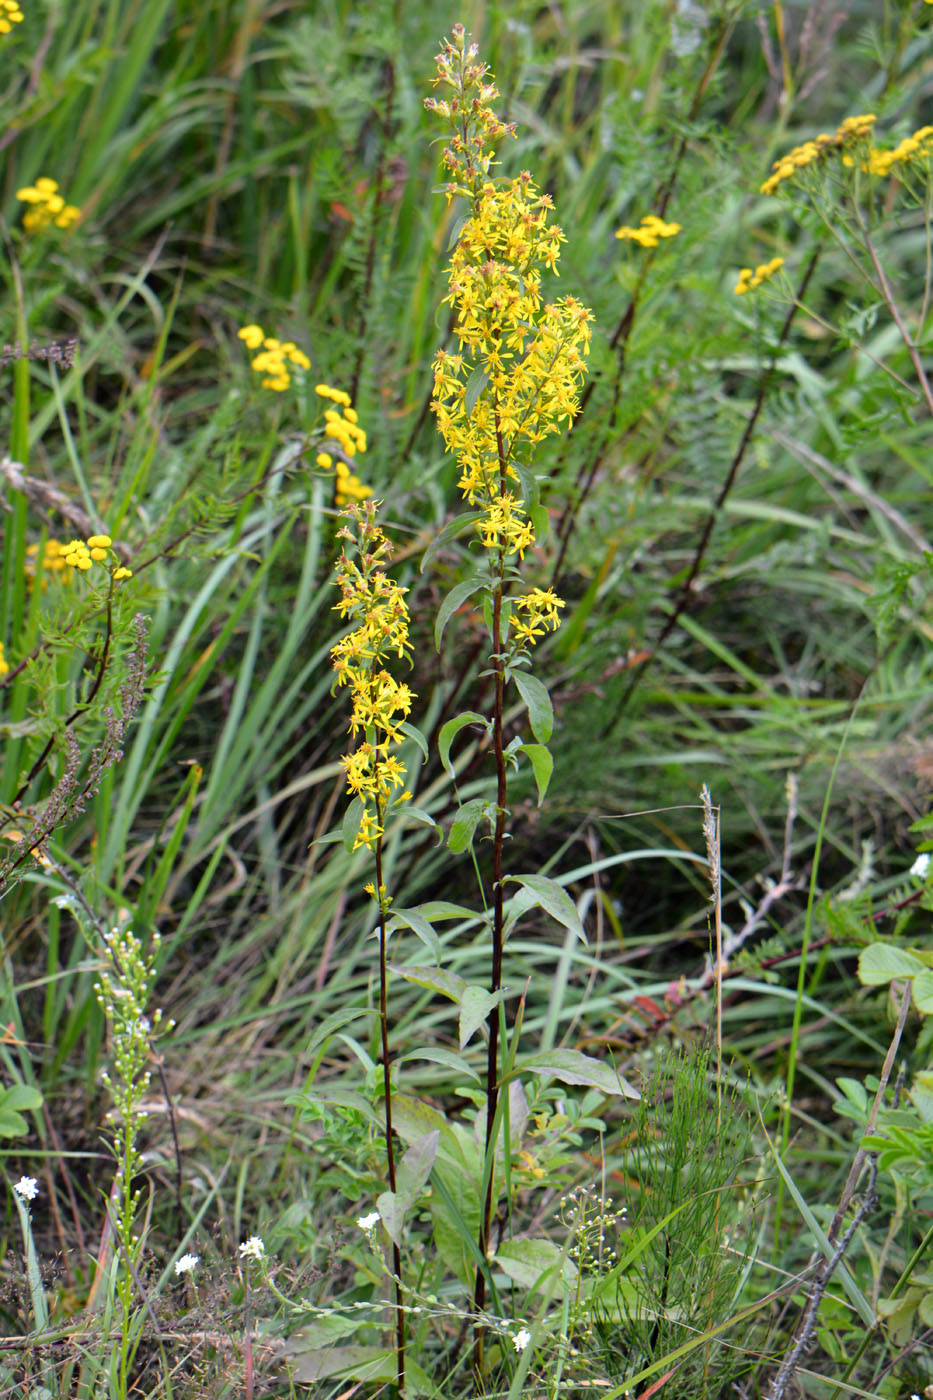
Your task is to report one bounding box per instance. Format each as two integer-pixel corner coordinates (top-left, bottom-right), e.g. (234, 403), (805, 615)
(372, 705), (406, 1397)
(472, 401), (511, 1370)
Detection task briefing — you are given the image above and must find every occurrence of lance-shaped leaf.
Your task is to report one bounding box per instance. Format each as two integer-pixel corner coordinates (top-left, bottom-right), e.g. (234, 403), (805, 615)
(512, 670), (553, 743)
(505, 873), (586, 942)
(516, 1049), (639, 1099)
(439, 712), (490, 778)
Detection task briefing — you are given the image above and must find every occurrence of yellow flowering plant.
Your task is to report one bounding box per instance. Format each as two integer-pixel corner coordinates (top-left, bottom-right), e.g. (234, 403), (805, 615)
(422, 24), (635, 1371)
(758, 110), (933, 419)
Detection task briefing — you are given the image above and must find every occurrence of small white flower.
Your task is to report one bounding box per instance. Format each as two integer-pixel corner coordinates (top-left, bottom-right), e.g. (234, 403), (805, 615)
(174, 1253), (199, 1275)
(512, 1327), (532, 1353)
(357, 1211), (380, 1234)
(910, 854), (930, 879)
(238, 1235), (264, 1262)
(13, 1176), (38, 1201)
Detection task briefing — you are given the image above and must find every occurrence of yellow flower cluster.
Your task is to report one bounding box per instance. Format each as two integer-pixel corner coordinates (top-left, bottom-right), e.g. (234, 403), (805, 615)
(760, 114), (876, 195)
(0, 0), (23, 35)
(331, 504), (414, 851)
(734, 256), (785, 295)
(237, 324), (310, 391)
(314, 383), (371, 506)
(25, 538), (73, 589)
(60, 534), (132, 581)
(16, 177), (81, 233)
(0, 642), (9, 678)
(614, 214), (682, 248)
(428, 31), (589, 615)
(866, 124), (933, 177)
(511, 587), (565, 647)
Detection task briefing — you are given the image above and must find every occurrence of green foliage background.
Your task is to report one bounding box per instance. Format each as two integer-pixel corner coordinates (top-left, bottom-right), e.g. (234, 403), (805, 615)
(2, 0), (933, 1396)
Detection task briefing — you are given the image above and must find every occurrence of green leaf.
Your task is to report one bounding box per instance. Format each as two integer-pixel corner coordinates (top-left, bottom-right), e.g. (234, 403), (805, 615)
(396, 1130), (440, 1198)
(912, 969), (933, 1014)
(388, 963), (468, 1003)
(448, 798), (487, 854)
(0, 1084), (42, 1114)
(438, 711), (489, 778)
(495, 1237), (577, 1290)
(421, 511), (483, 575)
(341, 796), (364, 853)
(377, 1187), (412, 1246)
(435, 577), (486, 649)
(286, 1343), (432, 1392)
(464, 366), (489, 418)
(517, 1049), (639, 1099)
(512, 670), (553, 743)
(398, 720), (429, 760)
(305, 1008), (374, 1060)
(517, 742), (553, 806)
(858, 943), (926, 986)
(386, 909), (441, 962)
(430, 1159), (482, 1287)
(505, 873), (586, 942)
(399, 1046), (481, 1082)
(395, 804), (442, 839)
(0, 1110), (30, 1138)
(459, 986), (506, 1050)
(415, 901), (484, 924)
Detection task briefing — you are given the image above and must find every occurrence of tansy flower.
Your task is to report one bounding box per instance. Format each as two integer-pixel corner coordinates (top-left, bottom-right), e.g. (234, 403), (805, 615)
(734, 256), (785, 295)
(238, 324), (310, 391)
(0, 0), (23, 34)
(615, 214), (682, 247)
(0, 643), (9, 679)
(760, 114), (876, 195)
(16, 177), (81, 233)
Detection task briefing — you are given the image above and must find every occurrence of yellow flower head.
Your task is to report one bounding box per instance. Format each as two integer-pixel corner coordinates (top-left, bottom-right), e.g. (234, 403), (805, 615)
(16, 176), (81, 233)
(0, 0), (24, 35)
(734, 256), (785, 296)
(615, 214), (682, 248)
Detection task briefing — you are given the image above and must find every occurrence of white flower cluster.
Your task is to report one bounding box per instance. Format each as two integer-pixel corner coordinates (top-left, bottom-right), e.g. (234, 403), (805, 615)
(238, 1235), (265, 1262)
(13, 1176), (38, 1201)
